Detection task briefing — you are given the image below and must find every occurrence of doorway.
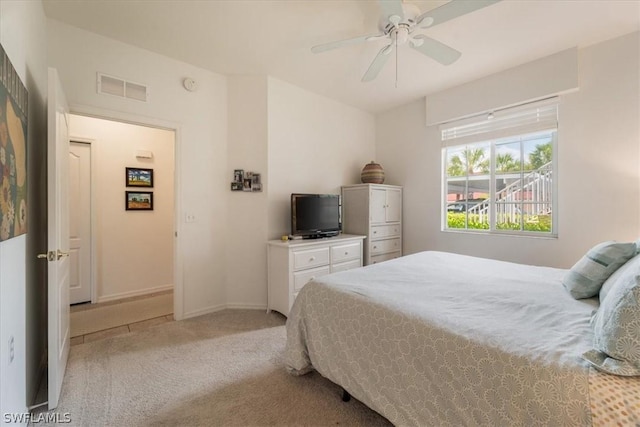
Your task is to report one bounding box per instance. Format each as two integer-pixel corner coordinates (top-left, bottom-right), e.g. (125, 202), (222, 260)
(69, 142), (91, 304)
(68, 115), (177, 339)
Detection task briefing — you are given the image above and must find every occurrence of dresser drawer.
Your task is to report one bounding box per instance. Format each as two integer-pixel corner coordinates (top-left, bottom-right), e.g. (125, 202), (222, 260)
(371, 251), (401, 265)
(293, 266), (331, 292)
(331, 258), (361, 273)
(331, 242), (361, 264)
(371, 224), (401, 239)
(370, 238), (401, 255)
(293, 247), (330, 271)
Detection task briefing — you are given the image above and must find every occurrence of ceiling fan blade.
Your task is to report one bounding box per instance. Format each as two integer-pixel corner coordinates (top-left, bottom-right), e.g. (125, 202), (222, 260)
(416, 0), (501, 28)
(410, 35), (461, 65)
(362, 44), (393, 82)
(311, 33), (385, 53)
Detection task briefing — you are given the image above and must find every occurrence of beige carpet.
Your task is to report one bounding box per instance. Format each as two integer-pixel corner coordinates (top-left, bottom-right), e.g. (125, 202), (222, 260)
(70, 292), (173, 337)
(42, 309), (391, 426)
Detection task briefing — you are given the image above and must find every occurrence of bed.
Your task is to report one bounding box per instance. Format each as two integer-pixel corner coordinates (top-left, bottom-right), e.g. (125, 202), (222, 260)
(284, 251), (640, 426)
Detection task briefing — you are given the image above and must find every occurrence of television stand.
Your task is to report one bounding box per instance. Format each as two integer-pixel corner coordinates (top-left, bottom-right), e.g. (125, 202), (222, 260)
(303, 231), (340, 239)
(267, 234), (365, 316)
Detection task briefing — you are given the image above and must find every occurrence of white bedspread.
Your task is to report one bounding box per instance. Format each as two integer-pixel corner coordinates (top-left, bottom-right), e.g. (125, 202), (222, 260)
(285, 251), (602, 426)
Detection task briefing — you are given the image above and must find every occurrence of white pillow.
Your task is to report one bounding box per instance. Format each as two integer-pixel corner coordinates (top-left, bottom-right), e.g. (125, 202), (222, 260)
(600, 253), (640, 303)
(582, 256), (640, 376)
(562, 241), (636, 299)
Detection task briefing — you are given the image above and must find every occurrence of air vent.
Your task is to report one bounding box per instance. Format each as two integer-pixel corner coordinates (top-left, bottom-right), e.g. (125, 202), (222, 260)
(97, 73), (148, 102)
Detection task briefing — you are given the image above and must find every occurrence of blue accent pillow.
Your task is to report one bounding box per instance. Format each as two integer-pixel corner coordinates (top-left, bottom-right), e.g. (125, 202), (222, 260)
(600, 253), (640, 303)
(583, 258), (640, 376)
(562, 241), (636, 299)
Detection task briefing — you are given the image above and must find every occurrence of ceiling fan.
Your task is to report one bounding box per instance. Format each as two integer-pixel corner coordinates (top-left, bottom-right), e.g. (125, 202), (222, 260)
(311, 0), (500, 82)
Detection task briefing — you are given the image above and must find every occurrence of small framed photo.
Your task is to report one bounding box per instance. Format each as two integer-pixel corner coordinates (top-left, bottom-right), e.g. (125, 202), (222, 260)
(126, 167), (154, 188)
(126, 191), (153, 211)
(251, 173), (262, 192)
(243, 178), (252, 192)
(231, 182), (243, 191)
(233, 169), (244, 183)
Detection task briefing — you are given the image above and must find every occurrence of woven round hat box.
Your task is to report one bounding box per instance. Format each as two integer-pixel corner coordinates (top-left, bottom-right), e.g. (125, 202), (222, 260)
(361, 161), (385, 184)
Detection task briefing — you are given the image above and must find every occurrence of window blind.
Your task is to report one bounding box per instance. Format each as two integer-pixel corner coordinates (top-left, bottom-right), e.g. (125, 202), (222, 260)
(440, 97), (559, 147)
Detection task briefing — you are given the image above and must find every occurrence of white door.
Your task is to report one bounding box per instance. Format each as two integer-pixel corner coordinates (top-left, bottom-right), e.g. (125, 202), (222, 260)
(69, 142), (91, 304)
(46, 68), (71, 409)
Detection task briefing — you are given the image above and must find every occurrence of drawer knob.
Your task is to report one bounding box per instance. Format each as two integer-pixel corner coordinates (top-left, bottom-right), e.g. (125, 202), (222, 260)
(373, 245), (377, 249)
(344, 251), (349, 255)
(309, 256), (315, 261)
(373, 231), (377, 234)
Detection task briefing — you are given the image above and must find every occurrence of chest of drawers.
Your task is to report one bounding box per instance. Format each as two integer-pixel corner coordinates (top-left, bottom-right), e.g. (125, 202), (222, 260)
(267, 234), (365, 316)
(342, 184), (402, 265)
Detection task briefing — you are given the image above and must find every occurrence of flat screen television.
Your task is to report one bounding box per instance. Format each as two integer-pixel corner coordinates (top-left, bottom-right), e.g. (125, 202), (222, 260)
(291, 193), (341, 238)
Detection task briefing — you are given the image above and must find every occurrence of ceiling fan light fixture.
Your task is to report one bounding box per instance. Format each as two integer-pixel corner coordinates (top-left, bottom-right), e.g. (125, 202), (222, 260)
(409, 37), (424, 47)
(392, 27), (410, 44)
(417, 16), (435, 28)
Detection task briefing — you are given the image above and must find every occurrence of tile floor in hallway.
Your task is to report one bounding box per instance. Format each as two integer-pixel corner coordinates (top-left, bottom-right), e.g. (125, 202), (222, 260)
(70, 290), (174, 346)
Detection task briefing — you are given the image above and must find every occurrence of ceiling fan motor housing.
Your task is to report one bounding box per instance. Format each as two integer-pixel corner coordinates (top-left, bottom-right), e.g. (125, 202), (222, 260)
(380, 2), (422, 44)
(392, 26), (410, 44)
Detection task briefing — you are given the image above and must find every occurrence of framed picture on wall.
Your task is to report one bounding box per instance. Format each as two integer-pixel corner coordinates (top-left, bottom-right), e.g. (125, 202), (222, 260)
(126, 167), (154, 187)
(126, 191), (153, 211)
(0, 44), (29, 242)
(251, 173), (262, 192)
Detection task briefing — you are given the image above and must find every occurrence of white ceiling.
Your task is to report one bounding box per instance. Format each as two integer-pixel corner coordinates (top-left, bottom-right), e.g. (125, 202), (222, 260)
(42, 0), (640, 114)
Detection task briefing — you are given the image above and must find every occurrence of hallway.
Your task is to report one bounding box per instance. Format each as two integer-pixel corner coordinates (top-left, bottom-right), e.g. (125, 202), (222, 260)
(70, 290), (173, 345)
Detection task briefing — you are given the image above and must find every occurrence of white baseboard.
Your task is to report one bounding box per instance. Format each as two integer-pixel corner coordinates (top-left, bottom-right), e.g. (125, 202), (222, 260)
(182, 304), (227, 320)
(225, 303), (268, 311)
(96, 284), (173, 303)
(181, 303), (268, 320)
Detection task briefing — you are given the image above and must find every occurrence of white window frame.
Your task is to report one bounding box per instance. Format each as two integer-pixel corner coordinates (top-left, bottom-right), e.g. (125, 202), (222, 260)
(440, 98), (559, 237)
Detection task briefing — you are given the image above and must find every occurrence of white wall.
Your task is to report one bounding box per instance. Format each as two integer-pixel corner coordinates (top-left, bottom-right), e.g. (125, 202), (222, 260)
(47, 19), (227, 319)
(0, 0), (48, 420)
(69, 115), (174, 302)
(226, 75), (269, 309)
(377, 32), (640, 268)
(47, 19), (378, 317)
(225, 75), (377, 308)
(267, 77), (376, 239)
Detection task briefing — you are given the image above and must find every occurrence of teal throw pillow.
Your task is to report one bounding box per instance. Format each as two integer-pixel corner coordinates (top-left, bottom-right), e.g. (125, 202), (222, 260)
(562, 241), (636, 299)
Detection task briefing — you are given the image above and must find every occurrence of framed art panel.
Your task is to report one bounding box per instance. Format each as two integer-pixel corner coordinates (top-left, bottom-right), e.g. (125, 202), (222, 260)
(125, 191), (153, 211)
(0, 44), (29, 242)
(126, 167), (153, 187)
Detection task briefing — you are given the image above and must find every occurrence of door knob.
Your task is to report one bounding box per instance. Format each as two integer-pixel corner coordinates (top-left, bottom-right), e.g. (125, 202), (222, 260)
(37, 250), (68, 261)
(57, 250), (69, 260)
(37, 251), (55, 261)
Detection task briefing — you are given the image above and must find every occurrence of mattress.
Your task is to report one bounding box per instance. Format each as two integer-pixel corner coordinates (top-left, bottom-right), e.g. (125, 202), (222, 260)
(284, 251), (639, 426)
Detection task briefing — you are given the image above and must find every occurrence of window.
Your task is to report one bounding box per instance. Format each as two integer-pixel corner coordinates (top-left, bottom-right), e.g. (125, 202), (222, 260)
(441, 99), (558, 236)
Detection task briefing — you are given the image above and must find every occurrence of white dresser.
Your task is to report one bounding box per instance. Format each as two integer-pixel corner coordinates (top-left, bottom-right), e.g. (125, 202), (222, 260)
(342, 184), (402, 265)
(267, 234), (365, 317)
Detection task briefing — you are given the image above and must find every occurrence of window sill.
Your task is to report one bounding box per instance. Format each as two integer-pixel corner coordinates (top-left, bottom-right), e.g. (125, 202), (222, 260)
(441, 228), (558, 240)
